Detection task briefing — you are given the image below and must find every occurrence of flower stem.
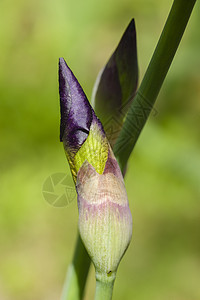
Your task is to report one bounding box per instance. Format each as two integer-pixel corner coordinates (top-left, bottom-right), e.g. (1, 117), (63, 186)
(61, 1), (196, 299)
(114, 0), (196, 171)
(94, 280), (114, 300)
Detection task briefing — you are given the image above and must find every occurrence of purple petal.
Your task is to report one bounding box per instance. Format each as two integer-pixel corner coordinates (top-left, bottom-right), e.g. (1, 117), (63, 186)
(115, 19), (138, 103)
(92, 19), (138, 147)
(59, 58), (93, 150)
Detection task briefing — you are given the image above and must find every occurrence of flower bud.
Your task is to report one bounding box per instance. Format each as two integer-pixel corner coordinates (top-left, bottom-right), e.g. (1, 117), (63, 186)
(59, 57), (132, 283)
(77, 146), (132, 283)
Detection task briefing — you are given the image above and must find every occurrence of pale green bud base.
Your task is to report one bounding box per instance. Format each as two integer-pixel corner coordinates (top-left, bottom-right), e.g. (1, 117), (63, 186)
(60, 235), (90, 300)
(96, 270), (116, 284)
(95, 279), (115, 300)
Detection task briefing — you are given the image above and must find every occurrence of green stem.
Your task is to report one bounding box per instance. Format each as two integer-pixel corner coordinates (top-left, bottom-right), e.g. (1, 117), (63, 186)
(61, 1), (196, 299)
(94, 280), (114, 300)
(114, 0), (196, 171)
(60, 234), (90, 300)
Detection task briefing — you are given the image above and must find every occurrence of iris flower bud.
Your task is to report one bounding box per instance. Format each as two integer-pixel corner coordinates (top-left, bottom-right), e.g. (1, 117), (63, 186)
(59, 58), (132, 284)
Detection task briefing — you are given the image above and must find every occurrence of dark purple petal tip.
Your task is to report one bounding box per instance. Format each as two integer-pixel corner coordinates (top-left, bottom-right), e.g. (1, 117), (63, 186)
(59, 58), (93, 150)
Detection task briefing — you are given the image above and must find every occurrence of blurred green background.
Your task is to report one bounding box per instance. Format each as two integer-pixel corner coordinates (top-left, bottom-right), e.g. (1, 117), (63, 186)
(0, 0), (200, 299)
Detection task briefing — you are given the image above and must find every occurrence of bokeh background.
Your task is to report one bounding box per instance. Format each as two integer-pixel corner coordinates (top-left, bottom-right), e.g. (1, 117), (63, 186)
(0, 0), (200, 299)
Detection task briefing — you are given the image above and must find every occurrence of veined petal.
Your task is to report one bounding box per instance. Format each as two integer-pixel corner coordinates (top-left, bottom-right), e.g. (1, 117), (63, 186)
(77, 146), (132, 283)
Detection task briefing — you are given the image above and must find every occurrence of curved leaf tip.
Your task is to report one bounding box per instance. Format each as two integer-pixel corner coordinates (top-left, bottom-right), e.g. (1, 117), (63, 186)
(91, 18), (138, 148)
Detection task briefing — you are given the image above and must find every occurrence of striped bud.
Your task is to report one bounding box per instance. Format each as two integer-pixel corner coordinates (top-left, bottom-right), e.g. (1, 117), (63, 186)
(59, 58), (132, 283)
